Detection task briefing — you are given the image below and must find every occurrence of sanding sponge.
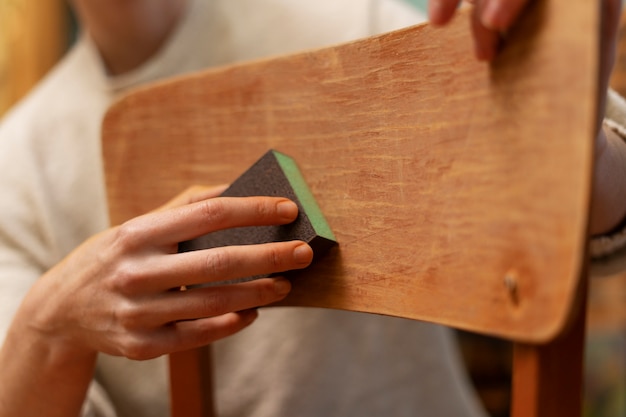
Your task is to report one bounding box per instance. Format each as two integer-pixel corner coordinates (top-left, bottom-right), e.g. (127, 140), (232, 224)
(179, 150), (337, 265)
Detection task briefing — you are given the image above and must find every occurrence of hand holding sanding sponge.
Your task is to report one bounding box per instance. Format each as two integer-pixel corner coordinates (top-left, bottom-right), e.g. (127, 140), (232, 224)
(178, 150), (337, 280)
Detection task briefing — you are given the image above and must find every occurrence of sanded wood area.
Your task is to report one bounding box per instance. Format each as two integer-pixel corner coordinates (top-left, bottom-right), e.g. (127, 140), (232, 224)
(103, 1), (598, 343)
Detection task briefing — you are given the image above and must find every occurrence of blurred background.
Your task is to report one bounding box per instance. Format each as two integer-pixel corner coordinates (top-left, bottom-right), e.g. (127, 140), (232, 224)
(1, 1), (625, 416)
(0, 0), (424, 116)
(0, 0), (74, 115)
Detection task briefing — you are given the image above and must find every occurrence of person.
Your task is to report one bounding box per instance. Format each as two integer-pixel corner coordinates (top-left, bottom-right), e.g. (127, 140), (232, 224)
(0, 0), (624, 416)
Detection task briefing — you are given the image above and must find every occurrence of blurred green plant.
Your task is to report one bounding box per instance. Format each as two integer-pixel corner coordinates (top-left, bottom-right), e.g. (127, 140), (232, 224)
(404, 0), (428, 12)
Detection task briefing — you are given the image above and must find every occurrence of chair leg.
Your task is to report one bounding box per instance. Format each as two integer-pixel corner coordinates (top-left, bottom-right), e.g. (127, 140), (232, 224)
(167, 283), (587, 417)
(169, 345), (216, 417)
(511, 284), (587, 417)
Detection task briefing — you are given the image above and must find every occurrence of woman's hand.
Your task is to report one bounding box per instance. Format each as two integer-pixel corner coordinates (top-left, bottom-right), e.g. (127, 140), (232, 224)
(0, 186), (313, 416)
(24, 188), (313, 360)
(428, 0), (621, 69)
(429, 0), (529, 60)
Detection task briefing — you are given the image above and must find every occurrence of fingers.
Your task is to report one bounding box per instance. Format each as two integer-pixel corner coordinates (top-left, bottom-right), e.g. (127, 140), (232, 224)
(102, 240), (309, 358)
(429, 0), (462, 26)
(471, 0), (529, 60)
(52, 192), (312, 360)
(164, 278), (292, 322)
(162, 196), (299, 244)
(120, 277), (292, 329)
(167, 241), (313, 289)
(114, 309), (260, 360)
(109, 275), (295, 359)
(429, 0), (531, 61)
(470, 3), (501, 61)
(164, 310), (261, 352)
(478, 0), (529, 32)
(118, 196), (299, 248)
(121, 241), (313, 292)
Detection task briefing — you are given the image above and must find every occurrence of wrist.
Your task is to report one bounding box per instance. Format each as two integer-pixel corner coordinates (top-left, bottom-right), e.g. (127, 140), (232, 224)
(0, 305), (98, 416)
(11, 292), (98, 365)
(15, 270), (98, 361)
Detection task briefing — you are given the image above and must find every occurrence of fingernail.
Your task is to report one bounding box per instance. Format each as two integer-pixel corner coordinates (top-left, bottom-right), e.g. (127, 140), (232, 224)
(273, 278), (292, 296)
(293, 244), (313, 265)
(277, 200), (298, 221)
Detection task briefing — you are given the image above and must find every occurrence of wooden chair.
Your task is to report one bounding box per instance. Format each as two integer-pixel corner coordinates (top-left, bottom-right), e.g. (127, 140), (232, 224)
(102, 1), (599, 416)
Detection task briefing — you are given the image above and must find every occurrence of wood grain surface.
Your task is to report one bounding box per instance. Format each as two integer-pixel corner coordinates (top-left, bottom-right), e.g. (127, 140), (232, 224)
(103, 1), (598, 343)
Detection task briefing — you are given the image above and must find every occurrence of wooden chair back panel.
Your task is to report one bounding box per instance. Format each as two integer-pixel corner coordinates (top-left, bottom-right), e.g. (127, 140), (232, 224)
(103, 1), (597, 344)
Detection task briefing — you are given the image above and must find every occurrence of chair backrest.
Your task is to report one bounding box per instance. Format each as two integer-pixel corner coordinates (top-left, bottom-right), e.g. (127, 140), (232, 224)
(102, 1), (599, 416)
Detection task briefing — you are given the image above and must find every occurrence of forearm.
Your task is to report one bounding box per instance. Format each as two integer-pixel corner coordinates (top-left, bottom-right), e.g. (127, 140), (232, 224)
(0, 297), (97, 417)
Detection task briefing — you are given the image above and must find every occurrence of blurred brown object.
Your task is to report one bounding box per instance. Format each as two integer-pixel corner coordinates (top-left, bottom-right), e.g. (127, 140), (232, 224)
(610, 8), (626, 97)
(0, 0), (68, 115)
(588, 271), (626, 332)
(456, 331), (512, 417)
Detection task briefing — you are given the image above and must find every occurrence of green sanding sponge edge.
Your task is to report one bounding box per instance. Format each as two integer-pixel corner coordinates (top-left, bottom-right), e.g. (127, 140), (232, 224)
(273, 151), (336, 242)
